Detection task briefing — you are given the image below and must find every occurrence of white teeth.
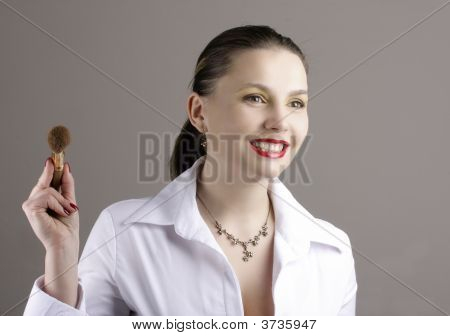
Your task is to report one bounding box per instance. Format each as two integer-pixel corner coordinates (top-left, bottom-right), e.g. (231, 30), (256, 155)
(253, 141), (284, 153)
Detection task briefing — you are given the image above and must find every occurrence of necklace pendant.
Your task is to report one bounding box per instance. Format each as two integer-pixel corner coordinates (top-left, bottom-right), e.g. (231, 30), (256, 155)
(242, 251), (254, 262)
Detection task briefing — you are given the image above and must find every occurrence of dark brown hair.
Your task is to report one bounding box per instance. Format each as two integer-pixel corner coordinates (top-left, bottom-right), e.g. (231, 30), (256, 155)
(169, 24), (309, 180)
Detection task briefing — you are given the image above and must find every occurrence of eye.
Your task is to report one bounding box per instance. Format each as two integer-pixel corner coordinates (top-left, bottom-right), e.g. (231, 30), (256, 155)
(244, 95), (306, 109)
(244, 94), (265, 104)
(291, 100), (306, 109)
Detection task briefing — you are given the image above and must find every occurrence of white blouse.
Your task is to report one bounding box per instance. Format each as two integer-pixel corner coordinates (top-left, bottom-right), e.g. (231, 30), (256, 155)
(23, 155), (357, 316)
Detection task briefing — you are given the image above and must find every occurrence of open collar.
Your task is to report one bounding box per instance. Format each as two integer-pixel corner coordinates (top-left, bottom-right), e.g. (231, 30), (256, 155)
(122, 155), (346, 259)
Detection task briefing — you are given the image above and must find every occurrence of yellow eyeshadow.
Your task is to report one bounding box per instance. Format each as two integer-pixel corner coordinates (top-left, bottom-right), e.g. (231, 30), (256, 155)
(239, 88), (307, 98)
(239, 88), (268, 98)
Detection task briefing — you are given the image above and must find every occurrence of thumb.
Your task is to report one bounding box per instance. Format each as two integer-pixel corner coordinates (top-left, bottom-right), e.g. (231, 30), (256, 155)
(29, 157), (55, 199)
(60, 162), (77, 204)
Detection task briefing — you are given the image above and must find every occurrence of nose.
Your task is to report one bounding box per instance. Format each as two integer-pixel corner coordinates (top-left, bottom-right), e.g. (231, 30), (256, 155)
(263, 105), (289, 132)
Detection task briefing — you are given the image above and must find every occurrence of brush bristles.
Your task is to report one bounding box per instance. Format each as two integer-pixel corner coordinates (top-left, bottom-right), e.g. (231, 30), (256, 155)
(47, 125), (71, 153)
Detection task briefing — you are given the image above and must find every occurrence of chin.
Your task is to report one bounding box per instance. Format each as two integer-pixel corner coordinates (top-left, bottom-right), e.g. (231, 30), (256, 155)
(243, 163), (286, 182)
(259, 165), (285, 179)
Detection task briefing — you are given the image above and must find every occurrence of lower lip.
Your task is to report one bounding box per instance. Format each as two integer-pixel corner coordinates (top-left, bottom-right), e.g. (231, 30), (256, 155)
(249, 142), (288, 159)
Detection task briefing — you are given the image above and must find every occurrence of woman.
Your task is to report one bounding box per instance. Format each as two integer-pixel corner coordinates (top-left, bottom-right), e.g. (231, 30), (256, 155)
(22, 25), (357, 316)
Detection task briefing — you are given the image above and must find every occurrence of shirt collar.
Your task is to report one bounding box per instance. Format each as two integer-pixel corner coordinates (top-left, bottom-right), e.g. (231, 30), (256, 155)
(122, 155), (345, 257)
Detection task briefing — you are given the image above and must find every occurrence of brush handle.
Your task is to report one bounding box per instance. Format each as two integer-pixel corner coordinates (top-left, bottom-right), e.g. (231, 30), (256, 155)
(46, 169), (64, 218)
(50, 169), (64, 191)
(47, 152), (65, 217)
(50, 151), (64, 191)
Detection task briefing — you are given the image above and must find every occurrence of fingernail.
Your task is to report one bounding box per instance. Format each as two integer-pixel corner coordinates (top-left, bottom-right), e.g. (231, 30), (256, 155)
(64, 208), (70, 216)
(44, 157), (50, 167)
(70, 203), (79, 211)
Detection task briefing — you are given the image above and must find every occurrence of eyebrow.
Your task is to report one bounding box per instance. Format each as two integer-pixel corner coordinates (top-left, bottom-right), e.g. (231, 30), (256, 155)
(238, 82), (308, 96)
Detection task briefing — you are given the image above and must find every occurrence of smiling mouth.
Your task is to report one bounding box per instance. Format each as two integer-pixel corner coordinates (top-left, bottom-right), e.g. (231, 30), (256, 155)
(249, 140), (289, 158)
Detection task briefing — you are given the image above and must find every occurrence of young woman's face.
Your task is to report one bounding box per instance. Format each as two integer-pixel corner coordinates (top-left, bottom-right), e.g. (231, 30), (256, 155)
(203, 47), (309, 182)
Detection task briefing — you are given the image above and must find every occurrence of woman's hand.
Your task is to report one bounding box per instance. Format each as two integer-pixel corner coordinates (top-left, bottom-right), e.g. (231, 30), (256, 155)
(22, 158), (80, 252)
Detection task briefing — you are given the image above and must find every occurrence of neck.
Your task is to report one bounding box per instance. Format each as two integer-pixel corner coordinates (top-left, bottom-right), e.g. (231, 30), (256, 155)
(196, 156), (273, 236)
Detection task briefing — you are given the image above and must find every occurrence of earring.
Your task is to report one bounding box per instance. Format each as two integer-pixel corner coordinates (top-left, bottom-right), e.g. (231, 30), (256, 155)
(200, 127), (207, 149)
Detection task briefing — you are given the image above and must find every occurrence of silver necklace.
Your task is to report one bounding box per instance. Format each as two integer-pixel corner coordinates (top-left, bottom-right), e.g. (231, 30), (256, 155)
(196, 192), (271, 262)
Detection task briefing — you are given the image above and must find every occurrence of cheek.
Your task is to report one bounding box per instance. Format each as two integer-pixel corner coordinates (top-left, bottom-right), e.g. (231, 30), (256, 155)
(212, 103), (239, 126)
(301, 113), (309, 134)
(220, 107), (255, 133)
(292, 113), (309, 149)
(298, 110), (309, 130)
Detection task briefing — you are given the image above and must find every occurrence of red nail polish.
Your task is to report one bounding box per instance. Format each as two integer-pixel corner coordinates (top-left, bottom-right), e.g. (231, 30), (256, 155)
(70, 203), (79, 211)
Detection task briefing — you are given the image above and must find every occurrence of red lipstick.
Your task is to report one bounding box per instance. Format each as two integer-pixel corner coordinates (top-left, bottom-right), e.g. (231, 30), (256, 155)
(249, 138), (289, 159)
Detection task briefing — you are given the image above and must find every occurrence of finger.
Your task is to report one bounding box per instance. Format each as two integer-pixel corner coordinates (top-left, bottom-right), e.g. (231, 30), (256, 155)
(60, 162), (76, 204)
(29, 158), (54, 199)
(27, 193), (70, 219)
(46, 193), (71, 218)
(47, 187), (76, 214)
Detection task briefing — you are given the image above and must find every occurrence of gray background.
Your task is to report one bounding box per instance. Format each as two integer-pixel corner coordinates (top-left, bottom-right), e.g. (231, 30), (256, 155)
(1, 0), (449, 315)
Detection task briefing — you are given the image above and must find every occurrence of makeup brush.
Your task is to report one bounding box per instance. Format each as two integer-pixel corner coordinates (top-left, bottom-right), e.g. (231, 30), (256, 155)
(47, 125), (71, 191)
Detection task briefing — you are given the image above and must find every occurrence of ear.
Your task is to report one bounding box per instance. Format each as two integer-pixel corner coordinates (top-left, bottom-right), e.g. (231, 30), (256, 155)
(186, 92), (208, 132)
